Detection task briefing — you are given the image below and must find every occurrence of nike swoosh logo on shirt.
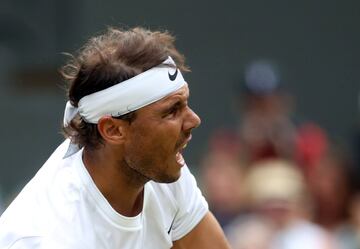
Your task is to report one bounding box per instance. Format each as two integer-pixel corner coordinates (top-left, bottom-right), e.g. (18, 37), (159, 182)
(167, 216), (176, 234)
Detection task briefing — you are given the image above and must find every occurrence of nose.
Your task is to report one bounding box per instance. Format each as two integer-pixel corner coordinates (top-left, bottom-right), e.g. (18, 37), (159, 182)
(183, 107), (201, 131)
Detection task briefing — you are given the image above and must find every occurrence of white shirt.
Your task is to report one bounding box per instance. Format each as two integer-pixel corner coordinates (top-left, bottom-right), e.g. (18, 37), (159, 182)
(0, 140), (208, 249)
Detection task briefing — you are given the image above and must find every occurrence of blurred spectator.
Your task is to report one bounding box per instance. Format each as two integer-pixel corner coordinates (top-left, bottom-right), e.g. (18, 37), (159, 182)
(226, 159), (335, 249)
(238, 60), (297, 163)
(307, 146), (353, 231)
(295, 123), (329, 179)
(333, 90), (360, 248)
(226, 215), (274, 249)
(334, 194), (360, 249)
(200, 129), (246, 228)
(307, 146), (360, 249)
(237, 60), (329, 173)
(244, 160), (311, 228)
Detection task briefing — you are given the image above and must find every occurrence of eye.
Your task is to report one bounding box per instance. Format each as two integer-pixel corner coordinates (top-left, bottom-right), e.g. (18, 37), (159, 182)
(167, 106), (180, 117)
(163, 102), (183, 118)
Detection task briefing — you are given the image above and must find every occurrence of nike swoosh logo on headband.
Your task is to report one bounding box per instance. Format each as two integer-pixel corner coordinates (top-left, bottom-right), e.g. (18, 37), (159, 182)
(168, 68), (178, 81)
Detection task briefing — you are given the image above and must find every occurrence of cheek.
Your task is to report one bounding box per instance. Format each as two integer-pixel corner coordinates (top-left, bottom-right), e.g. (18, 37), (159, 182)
(142, 123), (181, 149)
(144, 134), (177, 162)
(125, 127), (175, 164)
(127, 117), (183, 156)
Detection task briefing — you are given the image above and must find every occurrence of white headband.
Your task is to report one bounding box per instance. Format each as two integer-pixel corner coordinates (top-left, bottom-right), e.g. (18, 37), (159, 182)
(63, 56), (186, 125)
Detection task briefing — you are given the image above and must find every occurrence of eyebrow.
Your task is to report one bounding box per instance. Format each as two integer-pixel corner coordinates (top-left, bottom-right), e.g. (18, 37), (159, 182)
(159, 95), (188, 114)
(164, 89), (190, 104)
(163, 99), (182, 111)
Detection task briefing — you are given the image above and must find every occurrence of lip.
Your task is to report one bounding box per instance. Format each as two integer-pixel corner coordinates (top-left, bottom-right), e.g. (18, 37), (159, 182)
(181, 134), (192, 150)
(175, 134), (192, 154)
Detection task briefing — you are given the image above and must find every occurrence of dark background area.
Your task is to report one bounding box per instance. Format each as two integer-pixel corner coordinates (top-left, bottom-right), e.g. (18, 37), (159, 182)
(0, 0), (359, 203)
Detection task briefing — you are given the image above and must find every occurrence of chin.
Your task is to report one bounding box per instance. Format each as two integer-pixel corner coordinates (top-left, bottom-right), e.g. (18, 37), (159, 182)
(153, 171), (181, 183)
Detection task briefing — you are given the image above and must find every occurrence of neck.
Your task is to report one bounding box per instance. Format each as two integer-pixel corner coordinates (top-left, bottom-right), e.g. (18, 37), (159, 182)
(82, 145), (147, 217)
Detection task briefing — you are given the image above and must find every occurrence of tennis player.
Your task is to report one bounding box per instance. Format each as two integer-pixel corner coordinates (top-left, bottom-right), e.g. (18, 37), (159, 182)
(0, 27), (230, 249)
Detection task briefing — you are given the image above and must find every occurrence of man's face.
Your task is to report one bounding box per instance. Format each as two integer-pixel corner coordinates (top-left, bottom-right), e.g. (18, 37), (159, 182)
(123, 84), (201, 183)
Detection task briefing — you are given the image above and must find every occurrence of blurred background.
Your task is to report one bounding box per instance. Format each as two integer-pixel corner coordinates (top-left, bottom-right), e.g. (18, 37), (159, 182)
(1, 0), (359, 248)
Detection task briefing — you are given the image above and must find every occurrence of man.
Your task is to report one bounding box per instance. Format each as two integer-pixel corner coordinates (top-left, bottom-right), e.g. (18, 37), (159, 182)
(0, 27), (230, 249)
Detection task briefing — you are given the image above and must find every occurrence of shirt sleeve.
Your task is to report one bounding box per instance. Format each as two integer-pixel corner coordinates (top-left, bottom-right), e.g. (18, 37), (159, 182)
(170, 165), (209, 241)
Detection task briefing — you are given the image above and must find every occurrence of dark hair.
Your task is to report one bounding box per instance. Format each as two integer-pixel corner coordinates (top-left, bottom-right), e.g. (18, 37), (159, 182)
(61, 27), (189, 150)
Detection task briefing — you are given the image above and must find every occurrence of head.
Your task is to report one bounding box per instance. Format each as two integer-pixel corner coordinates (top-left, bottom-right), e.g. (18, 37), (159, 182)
(61, 27), (200, 183)
(245, 160), (309, 228)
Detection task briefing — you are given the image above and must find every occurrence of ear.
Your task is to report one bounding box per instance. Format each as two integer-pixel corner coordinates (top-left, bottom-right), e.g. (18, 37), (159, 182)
(97, 116), (128, 145)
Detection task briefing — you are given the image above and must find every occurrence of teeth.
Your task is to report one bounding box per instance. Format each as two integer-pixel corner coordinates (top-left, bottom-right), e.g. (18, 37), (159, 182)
(182, 143), (187, 149)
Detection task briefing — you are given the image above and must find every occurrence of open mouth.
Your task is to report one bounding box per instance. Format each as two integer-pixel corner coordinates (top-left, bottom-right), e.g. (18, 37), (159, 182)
(175, 135), (191, 166)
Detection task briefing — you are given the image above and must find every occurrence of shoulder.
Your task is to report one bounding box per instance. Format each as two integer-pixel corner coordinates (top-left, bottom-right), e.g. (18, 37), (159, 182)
(0, 140), (86, 247)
